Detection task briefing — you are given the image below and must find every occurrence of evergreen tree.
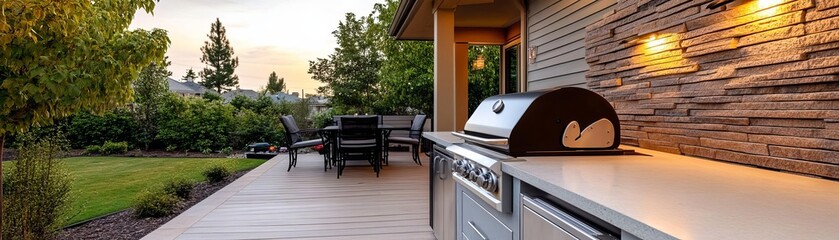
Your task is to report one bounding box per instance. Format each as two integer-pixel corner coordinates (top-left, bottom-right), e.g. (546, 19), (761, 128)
(199, 18), (239, 93)
(182, 68), (198, 82)
(265, 71), (286, 94)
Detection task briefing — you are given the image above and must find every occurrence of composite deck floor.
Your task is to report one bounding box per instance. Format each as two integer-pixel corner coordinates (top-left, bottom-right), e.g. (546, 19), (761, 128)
(143, 152), (434, 240)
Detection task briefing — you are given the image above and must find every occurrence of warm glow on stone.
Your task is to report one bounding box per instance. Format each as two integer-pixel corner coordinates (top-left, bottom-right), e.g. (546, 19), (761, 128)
(757, 0), (784, 9)
(643, 34), (670, 55)
(756, 0), (784, 17)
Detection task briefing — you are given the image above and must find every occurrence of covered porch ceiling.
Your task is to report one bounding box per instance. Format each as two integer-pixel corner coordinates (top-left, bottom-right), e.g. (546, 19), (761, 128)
(389, 0), (522, 41)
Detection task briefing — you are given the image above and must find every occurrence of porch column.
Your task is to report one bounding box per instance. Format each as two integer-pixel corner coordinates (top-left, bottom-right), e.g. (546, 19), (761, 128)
(455, 43), (469, 131)
(434, 8), (456, 131)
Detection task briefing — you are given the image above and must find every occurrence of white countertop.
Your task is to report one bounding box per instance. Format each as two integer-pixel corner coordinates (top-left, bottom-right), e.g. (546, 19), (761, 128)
(503, 146), (839, 240)
(422, 132), (464, 147)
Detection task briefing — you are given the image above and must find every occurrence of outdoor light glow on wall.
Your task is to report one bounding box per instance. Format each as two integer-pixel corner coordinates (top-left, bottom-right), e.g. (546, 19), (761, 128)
(472, 54), (485, 70)
(621, 33), (658, 45)
(709, 0), (785, 10)
(643, 34), (670, 55)
(758, 0), (784, 8)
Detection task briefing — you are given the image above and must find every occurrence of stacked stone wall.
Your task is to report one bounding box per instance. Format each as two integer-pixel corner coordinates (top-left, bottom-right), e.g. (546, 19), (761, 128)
(584, 0), (839, 179)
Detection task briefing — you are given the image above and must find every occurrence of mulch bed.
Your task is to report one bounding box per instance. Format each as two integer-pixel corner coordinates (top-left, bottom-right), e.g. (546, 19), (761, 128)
(56, 171), (250, 240)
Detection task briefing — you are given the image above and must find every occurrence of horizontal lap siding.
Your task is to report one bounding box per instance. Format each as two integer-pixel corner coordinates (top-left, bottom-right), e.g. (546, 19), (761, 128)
(527, 0), (618, 90)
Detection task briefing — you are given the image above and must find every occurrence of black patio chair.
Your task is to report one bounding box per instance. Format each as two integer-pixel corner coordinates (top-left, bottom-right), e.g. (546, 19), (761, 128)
(337, 116), (381, 178)
(386, 115), (427, 165)
(280, 115), (325, 172)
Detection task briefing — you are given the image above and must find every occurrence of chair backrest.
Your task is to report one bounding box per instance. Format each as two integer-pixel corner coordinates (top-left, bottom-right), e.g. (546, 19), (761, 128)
(280, 115), (302, 145)
(409, 115), (428, 139)
(338, 116), (379, 142)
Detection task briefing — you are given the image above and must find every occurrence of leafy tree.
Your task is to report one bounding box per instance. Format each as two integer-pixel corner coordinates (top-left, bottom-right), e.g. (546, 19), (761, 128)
(308, 12), (382, 114)
(182, 68), (198, 82)
(374, 0), (434, 114)
(199, 18), (240, 93)
(0, 0), (169, 230)
(134, 57), (172, 149)
(202, 92), (223, 102)
(265, 71), (286, 94)
(308, 0), (500, 116)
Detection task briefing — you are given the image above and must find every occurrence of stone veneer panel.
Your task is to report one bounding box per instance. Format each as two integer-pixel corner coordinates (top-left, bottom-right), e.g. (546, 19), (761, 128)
(585, 0), (839, 179)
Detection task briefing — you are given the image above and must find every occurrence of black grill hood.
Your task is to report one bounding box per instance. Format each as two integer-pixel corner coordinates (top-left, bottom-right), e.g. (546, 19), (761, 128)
(456, 87), (621, 156)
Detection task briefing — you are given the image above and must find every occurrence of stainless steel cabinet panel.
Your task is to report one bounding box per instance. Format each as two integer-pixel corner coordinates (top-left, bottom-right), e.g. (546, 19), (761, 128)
(521, 204), (578, 240)
(462, 192), (513, 240)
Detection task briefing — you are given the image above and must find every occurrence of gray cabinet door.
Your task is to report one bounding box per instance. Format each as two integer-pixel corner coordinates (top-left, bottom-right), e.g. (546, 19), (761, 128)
(462, 192), (513, 240)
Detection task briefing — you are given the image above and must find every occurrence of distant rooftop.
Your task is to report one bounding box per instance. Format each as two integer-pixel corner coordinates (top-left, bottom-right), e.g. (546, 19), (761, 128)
(167, 77), (215, 96)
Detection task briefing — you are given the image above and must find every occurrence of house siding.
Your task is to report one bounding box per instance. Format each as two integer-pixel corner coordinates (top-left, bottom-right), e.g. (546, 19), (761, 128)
(526, 0), (617, 90)
(584, 0), (839, 179)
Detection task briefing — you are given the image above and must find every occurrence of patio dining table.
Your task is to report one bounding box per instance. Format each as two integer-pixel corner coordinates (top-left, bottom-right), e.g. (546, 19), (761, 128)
(321, 124), (408, 168)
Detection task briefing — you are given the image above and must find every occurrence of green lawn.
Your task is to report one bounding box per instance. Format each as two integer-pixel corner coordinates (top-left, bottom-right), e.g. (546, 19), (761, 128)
(56, 157), (266, 225)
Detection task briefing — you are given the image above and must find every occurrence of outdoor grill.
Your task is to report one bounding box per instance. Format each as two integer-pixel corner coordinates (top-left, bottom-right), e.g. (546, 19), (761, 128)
(451, 87), (625, 156)
(447, 87), (633, 213)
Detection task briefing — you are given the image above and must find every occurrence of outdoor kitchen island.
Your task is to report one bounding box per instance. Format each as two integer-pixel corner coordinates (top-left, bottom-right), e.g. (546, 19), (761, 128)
(424, 132), (839, 240)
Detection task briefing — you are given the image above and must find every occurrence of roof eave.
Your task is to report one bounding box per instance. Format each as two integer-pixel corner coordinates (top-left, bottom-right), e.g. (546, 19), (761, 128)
(389, 0), (418, 38)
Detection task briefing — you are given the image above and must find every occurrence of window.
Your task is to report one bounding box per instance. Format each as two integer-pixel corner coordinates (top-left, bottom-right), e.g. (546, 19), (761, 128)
(503, 44), (520, 94)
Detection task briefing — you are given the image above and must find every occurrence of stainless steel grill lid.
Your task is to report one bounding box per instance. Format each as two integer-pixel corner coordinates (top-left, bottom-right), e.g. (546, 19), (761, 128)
(454, 87), (620, 156)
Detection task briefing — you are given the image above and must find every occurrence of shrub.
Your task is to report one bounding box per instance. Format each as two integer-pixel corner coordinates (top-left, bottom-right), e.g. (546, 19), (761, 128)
(67, 109), (138, 148)
(156, 95), (235, 151)
(231, 109), (285, 149)
(85, 145), (102, 154)
(3, 132), (72, 239)
(132, 189), (180, 218)
(101, 141), (129, 155)
(203, 161), (232, 183)
(162, 178), (195, 200)
(311, 109), (336, 129)
(165, 145), (178, 152)
(221, 146), (234, 155)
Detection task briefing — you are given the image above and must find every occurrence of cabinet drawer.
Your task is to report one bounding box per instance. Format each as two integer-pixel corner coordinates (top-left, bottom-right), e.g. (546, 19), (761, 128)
(462, 192), (513, 240)
(521, 204), (578, 240)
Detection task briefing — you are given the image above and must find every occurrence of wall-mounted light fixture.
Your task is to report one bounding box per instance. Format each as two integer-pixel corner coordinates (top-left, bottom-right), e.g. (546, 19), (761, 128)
(707, 0), (736, 9)
(472, 54), (485, 70)
(620, 33), (658, 45)
(527, 46), (537, 64)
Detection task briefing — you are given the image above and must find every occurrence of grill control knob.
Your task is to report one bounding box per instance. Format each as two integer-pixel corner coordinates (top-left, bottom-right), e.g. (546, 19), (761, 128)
(468, 167), (482, 181)
(452, 159), (464, 174)
(464, 163), (477, 179)
(475, 168), (490, 187)
(457, 161), (474, 177)
(481, 172), (498, 193)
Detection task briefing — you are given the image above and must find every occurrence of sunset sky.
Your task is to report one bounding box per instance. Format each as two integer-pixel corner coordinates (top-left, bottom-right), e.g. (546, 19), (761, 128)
(130, 0), (384, 95)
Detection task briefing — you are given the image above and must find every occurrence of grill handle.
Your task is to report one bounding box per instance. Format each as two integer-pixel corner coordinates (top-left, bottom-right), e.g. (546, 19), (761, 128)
(451, 132), (508, 146)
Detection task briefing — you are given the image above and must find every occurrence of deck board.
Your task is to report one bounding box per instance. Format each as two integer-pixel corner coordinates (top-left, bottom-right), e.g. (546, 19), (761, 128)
(143, 152), (434, 240)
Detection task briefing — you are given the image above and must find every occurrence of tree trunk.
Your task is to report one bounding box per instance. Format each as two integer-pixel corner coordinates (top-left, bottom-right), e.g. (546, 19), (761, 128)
(1, 134), (5, 240)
